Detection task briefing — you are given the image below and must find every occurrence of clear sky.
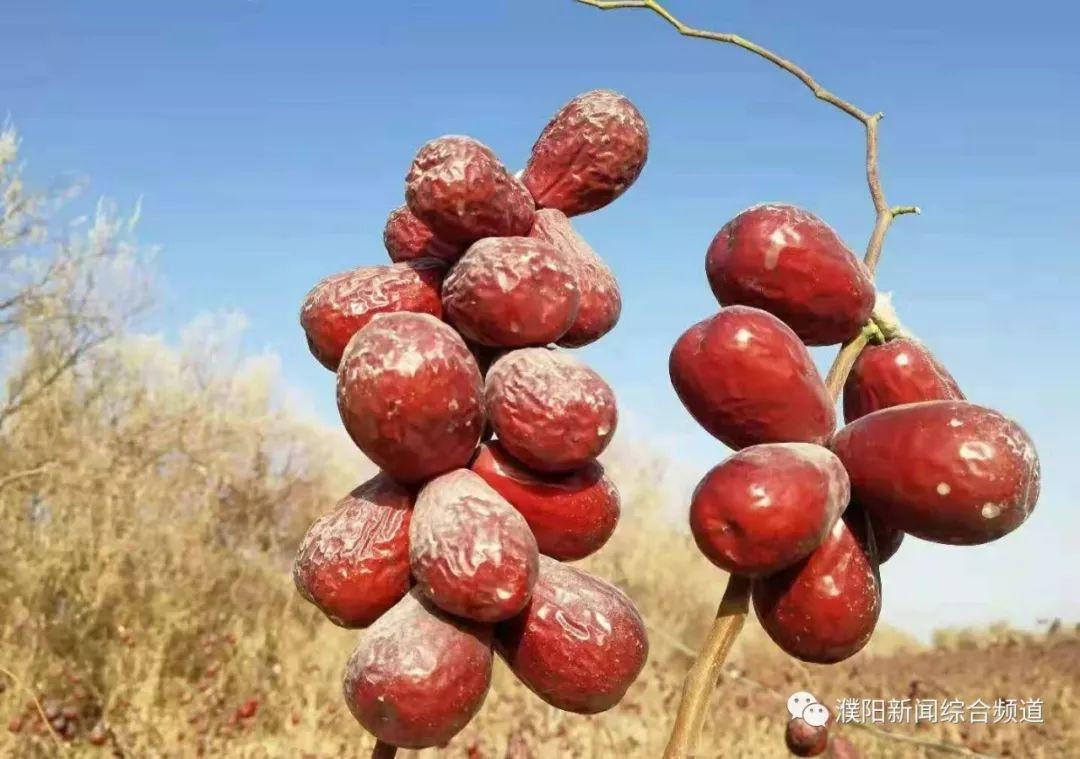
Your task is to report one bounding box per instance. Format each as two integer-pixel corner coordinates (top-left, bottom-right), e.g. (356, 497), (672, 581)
(5, 1), (1078, 638)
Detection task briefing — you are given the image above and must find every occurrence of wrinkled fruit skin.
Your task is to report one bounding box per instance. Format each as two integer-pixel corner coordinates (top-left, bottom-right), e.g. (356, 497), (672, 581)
(343, 591), (492, 749)
(406, 135), (534, 245)
(843, 337), (964, 423)
(786, 718), (829, 757)
(442, 237), (580, 348)
(831, 400), (1040, 545)
(529, 208), (621, 347)
(337, 312), (484, 484)
(293, 474), (413, 628)
(410, 470), (539, 622)
(670, 306), (836, 450)
(705, 204), (874, 346)
(496, 557), (648, 713)
(847, 502), (904, 563)
(471, 441), (620, 561)
(690, 443), (849, 576)
(383, 204), (463, 263)
(753, 516), (881, 664)
(300, 259), (445, 371)
(522, 90), (649, 217)
(486, 348), (617, 472)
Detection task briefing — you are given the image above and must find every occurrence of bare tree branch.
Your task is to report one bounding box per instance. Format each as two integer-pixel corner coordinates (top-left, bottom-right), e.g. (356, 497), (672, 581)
(576, 2), (921, 756)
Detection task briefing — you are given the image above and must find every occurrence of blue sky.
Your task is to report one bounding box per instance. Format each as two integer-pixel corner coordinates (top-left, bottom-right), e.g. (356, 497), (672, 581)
(6, 0), (1078, 638)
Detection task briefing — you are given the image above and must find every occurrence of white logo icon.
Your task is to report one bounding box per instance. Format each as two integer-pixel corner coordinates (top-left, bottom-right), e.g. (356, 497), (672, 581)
(787, 691), (817, 719)
(787, 691), (830, 727)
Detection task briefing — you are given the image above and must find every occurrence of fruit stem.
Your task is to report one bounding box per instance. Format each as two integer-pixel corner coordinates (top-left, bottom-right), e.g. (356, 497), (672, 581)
(661, 575), (750, 759)
(371, 740), (398, 759)
(577, 2), (922, 757)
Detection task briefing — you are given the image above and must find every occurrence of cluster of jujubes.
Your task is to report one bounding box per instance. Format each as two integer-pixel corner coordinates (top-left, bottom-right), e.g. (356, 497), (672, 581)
(293, 90), (651, 751)
(674, 203), (1041, 675)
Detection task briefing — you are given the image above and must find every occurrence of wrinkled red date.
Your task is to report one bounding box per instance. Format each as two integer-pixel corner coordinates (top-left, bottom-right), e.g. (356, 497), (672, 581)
(343, 590), (492, 749)
(670, 306), (836, 450)
(471, 441), (620, 561)
(528, 208), (621, 347)
(522, 90), (649, 217)
(300, 259), (445, 371)
(705, 204), (874, 346)
(753, 515), (881, 664)
(410, 469), (539, 622)
(843, 337), (964, 423)
(292, 473), (413, 628)
(406, 135), (534, 245)
(496, 556), (648, 714)
(831, 400), (1040, 545)
(442, 236), (580, 348)
(690, 443), (849, 576)
(337, 312), (484, 484)
(485, 348), (617, 472)
(383, 204), (463, 263)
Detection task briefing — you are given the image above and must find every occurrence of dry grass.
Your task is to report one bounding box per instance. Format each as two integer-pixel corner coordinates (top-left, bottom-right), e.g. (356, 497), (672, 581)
(1, 131), (1074, 758)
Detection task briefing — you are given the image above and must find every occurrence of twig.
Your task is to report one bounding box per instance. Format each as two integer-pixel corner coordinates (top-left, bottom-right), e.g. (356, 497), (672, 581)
(576, 1), (920, 756)
(0, 664), (65, 752)
(662, 575), (749, 759)
(0, 461), (56, 492)
(371, 739), (398, 759)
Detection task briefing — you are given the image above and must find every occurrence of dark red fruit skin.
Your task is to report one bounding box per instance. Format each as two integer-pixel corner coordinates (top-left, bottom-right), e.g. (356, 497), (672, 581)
(670, 306), (836, 450)
(293, 474), (413, 628)
(843, 337), (964, 423)
(690, 443), (849, 576)
(470, 441), (620, 561)
(753, 515), (881, 664)
(496, 556), (648, 714)
(846, 502), (904, 563)
(405, 135), (535, 245)
(786, 718), (829, 757)
(830, 400), (1040, 545)
(410, 469), (539, 622)
(528, 208), (621, 347)
(705, 204), (874, 346)
(337, 312), (484, 484)
(522, 90), (649, 217)
(383, 204), (463, 263)
(300, 259), (445, 371)
(343, 590), (492, 749)
(485, 348), (617, 472)
(442, 237), (580, 348)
